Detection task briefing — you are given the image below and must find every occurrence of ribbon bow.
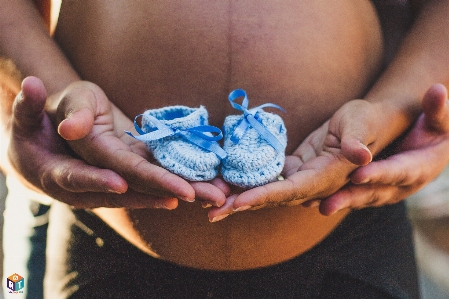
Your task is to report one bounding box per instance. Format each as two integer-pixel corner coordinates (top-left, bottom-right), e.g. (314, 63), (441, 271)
(228, 89), (285, 152)
(125, 115), (227, 159)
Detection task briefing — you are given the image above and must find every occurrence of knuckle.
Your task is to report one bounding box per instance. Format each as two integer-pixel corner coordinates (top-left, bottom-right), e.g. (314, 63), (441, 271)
(57, 165), (83, 192)
(39, 168), (58, 194)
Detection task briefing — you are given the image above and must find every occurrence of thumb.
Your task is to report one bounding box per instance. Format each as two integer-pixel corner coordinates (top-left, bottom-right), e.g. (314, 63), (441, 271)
(332, 100), (374, 166)
(55, 82), (97, 141)
(12, 76), (48, 131)
(341, 136), (373, 166)
(422, 83), (449, 133)
(339, 117), (373, 166)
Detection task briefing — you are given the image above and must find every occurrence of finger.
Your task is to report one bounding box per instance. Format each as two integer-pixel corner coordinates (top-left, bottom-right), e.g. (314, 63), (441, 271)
(283, 155), (303, 177)
(56, 84), (97, 140)
(12, 76), (47, 130)
(331, 101), (374, 166)
(81, 135), (196, 201)
(38, 156), (178, 209)
(64, 116), (196, 201)
(63, 106), (196, 201)
(351, 156), (410, 185)
(232, 174), (324, 210)
(351, 148), (443, 186)
(190, 181), (227, 207)
(124, 160), (196, 201)
(41, 157), (128, 194)
(319, 184), (404, 216)
(340, 137), (372, 166)
(208, 177), (232, 197)
(58, 107), (95, 141)
(232, 156), (353, 210)
(208, 194), (238, 222)
(422, 83), (449, 132)
(66, 189), (179, 209)
(319, 185), (372, 215)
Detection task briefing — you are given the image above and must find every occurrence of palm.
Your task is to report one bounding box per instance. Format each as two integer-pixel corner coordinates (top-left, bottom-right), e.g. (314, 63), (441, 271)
(207, 102), (372, 220)
(49, 79), (227, 206)
(9, 77), (228, 209)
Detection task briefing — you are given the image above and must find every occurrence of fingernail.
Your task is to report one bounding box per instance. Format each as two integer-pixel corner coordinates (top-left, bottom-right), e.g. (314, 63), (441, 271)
(233, 205), (252, 212)
(202, 202), (212, 208)
(360, 142), (370, 152)
(156, 203), (176, 210)
(107, 189), (124, 194)
(327, 209), (339, 216)
(210, 214), (229, 223)
(180, 197), (195, 203)
(356, 178), (370, 184)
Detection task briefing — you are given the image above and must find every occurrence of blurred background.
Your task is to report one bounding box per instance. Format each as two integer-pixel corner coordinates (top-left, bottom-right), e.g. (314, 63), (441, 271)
(408, 167), (449, 298)
(0, 172), (5, 299)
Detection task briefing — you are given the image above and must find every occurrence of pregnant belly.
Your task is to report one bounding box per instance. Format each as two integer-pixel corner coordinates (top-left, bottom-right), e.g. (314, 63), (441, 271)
(56, 0), (383, 270)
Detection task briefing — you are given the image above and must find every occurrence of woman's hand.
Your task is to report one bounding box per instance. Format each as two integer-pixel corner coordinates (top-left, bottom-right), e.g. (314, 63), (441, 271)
(208, 98), (377, 221)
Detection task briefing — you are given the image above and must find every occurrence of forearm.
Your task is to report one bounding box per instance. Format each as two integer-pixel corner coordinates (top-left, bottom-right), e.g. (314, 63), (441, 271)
(0, 0), (79, 96)
(365, 0), (449, 153)
(0, 0), (79, 171)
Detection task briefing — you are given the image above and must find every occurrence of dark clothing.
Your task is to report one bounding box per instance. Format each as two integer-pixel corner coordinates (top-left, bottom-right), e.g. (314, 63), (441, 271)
(45, 201), (419, 299)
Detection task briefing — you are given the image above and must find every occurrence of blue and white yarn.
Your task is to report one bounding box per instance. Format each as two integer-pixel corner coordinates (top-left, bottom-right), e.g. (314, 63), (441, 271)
(221, 89), (287, 188)
(127, 106), (225, 181)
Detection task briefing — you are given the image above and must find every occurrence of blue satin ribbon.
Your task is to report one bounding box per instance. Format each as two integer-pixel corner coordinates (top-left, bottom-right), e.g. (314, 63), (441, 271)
(125, 115), (227, 160)
(228, 89), (285, 153)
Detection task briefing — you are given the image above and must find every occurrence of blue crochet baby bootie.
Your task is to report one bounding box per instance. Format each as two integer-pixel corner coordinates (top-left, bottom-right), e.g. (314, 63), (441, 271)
(126, 106), (226, 181)
(221, 89), (287, 188)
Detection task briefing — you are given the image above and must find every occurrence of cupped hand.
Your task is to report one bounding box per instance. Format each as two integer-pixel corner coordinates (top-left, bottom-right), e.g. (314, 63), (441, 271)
(208, 83), (449, 222)
(8, 76), (226, 208)
(49, 77), (198, 198)
(207, 98), (379, 221)
(320, 83), (449, 215)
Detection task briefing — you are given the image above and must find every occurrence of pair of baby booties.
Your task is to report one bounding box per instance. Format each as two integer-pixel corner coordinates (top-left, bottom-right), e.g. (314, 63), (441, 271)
(126, 89), (287, 188)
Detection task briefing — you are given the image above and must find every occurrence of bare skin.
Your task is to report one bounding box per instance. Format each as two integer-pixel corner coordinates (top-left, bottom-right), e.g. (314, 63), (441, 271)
(2, 0), (449, 271)
(54, 0), (382, 270)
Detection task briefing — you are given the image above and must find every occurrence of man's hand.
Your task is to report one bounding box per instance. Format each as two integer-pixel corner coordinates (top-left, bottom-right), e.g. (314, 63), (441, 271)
(320, 83), (449, 215)
(8, 76), (226, 208)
